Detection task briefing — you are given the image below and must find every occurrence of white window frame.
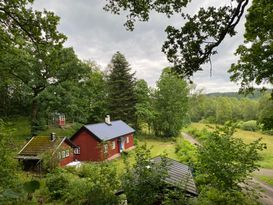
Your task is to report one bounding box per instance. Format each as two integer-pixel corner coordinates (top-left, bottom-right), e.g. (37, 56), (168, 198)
(58, 152), (62, 159)
(74, 147), (80, 155)
(126, 136), (129, 143)
(104, 144), (108, 153)
(112, 141), (116, 150)
(65, 150), (69, 157)
(62, 150), (66, 158)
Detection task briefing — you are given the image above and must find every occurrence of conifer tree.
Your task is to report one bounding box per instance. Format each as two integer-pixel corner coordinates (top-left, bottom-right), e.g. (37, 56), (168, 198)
(107, 52), (136, 126)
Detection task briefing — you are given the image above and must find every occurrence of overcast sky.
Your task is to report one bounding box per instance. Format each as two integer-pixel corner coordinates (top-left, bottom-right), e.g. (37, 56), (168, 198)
(33, 0), (249, 93)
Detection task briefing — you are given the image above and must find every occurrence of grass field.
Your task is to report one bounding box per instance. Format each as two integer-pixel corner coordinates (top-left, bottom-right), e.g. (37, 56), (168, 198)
(188, 123), (273, 169)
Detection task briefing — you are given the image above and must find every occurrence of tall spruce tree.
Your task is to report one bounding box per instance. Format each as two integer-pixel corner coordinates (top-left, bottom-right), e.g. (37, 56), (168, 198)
(107, 52), (136, 126)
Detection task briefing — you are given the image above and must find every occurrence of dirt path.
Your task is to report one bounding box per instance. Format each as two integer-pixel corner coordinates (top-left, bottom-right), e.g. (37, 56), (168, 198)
(182, 132), (273, 205)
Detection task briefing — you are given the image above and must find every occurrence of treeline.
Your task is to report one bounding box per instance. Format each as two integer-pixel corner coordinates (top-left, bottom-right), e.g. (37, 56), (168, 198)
(189, 92), (273, 131)
(0, 1), (190, 137)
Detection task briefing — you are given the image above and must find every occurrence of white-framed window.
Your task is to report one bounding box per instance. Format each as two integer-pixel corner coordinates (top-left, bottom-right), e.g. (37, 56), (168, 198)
(126, 136), (129, 143)
(104, 144), (108, 153)
(58, 152), (62, 159)
(65, 150), (69, 157)
(62, 150), (66, 158)
(112, 141), (116, 150)
(74, 147), (80, 155)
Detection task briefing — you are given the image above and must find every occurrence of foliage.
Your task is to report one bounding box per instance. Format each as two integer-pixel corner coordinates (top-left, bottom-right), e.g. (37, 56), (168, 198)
(195, 187), (258, 205)
(153, 68), (189, 137)
(107, 51), (137, 126)
(45, 164), (120, 204)
(46, 170), (69, 200)
(122, 144), (168, 205)
(196, 123), (266, 203)
(238, 120), (258, 132)
(229, 0), (273, 94)
(175, 138), (197, 166)
(134, 79), (155, 131)
(189, 93), (259, 124)
(104, 0), (249, 79)
(258, 94), (273, 131)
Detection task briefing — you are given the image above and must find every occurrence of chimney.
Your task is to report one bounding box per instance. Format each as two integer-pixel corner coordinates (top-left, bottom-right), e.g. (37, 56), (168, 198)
(105, 115), (111, 125)
(50, 132), (56, 141)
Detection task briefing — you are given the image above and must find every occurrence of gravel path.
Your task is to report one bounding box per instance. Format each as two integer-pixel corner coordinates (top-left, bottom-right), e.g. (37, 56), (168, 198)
(182, 132), (273, 205)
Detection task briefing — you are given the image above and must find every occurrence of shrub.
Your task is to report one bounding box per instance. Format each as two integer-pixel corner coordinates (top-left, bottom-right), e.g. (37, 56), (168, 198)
(175, 139), (197, 165)
(239, 120), (258, 131)
(45, 170), (69, 200)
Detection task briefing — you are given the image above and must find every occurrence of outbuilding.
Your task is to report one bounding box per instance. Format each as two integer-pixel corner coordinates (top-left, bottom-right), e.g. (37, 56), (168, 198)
(70, 115), (135, 161)
(16, 133), (78, 171)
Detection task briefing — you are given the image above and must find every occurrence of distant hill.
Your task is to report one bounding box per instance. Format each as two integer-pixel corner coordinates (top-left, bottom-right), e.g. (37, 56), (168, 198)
(206, 89), (271, 99)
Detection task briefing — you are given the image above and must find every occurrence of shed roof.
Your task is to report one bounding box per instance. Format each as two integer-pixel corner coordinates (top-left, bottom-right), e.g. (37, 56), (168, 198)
(82, 120), (135, 141)
(17, 136), (77, 159)
(152, 157), (198, 196)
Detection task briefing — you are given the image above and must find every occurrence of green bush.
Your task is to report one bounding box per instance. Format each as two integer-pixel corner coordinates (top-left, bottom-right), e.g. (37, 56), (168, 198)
(175, 139), (197, 165)
(45, 170), (69, 200)
(239, 120), (258, 131)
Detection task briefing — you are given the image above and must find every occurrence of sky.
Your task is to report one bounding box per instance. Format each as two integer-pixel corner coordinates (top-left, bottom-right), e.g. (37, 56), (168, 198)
(33, 0), (249, 93)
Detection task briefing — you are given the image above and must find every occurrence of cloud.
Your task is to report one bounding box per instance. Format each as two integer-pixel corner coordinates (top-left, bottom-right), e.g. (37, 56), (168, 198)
(33, 0), (248, 93)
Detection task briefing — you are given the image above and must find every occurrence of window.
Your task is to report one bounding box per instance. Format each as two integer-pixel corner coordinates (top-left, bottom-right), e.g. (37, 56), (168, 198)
(126, 136), (129, 143)
(65, 150), (69, 157)
(74, 147), (80, 155)
(112, 141), (116, 150)
(62, 150), (66, 158)
(58, 152), (61, 159)
(104, 144), (108, 153)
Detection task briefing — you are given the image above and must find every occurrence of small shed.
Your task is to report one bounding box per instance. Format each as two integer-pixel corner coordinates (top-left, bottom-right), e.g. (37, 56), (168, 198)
(17, 134), (78, 171)
(71, 116), (135, 161)
(151, 156), (198, 197)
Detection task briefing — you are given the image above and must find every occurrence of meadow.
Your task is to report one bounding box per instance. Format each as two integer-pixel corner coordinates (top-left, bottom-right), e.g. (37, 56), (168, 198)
(188, 123), (273, 169)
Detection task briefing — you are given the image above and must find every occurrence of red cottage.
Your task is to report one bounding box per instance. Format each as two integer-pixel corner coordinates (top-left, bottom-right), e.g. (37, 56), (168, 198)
(71, 116), (135, 161)
(17, 133), (78, 171)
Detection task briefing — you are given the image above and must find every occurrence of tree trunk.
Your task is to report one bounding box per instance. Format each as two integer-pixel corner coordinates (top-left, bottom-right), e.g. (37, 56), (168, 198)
(31, 96), (39, 136)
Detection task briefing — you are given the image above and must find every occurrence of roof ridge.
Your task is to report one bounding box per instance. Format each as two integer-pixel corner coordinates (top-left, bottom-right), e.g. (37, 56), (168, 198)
(85, 120), (123, 126)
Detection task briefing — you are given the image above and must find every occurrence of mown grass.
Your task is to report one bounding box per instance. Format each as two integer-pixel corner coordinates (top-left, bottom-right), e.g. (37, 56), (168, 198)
(188, 123), (273, 169)
(111, 134), (179, 174)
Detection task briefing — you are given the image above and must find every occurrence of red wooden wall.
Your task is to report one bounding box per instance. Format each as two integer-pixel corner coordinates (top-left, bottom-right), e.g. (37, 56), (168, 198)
(124, 133), (134, 150)
(59, 141), (74, 167)
(72, 129), (134, 161)
(72, 130), (102, 161)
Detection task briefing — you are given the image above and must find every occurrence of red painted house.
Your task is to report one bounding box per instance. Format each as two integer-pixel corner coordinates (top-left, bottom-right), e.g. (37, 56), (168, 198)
(17, 133), (78, 171)
(71, 116), (135, 161)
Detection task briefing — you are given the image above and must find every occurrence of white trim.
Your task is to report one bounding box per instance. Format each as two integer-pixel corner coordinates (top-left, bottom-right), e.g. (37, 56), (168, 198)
(53, 137), (66, 155)
(18, 137), (35, 154)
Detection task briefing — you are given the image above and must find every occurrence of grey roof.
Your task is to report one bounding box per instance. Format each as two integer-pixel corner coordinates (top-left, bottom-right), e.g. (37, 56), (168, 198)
(152, 157), (198, 196)
(84, 120), (135, 141)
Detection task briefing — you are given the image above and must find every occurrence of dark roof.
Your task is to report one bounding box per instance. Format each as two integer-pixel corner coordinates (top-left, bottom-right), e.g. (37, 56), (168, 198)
(17, 136), (77, 159)
(82, 120), (135, 141)
(152, 157), (198, 196)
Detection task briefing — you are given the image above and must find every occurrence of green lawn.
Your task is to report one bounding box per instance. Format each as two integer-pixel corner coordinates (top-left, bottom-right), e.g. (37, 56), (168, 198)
(111, 135), (179, 174)
(188, 123), (273, 169)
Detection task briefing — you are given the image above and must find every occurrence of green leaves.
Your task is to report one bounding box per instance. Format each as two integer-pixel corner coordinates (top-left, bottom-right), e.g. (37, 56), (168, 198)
(153, 68), (189, 137)
(229, 0), (273, 94)
(197, 123), (265, 192)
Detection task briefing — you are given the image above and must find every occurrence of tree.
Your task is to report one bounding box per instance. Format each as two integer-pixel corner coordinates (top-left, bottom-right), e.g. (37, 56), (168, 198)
(153, 68), (189, 137)
(40, 61), (107, 124)
(107, 52), (136, 126)
(104, 0), (249, 79)
(122, 144), (168, 205)
(196, 123), (265, 204)
(229, 0), (273, 93)
(134, 79), (154, 132)
(258, 94), (273, 131)
(0, 1), (88, 134)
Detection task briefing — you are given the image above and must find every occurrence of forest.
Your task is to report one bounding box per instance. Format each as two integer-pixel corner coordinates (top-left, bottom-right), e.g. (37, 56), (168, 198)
(1, 0), (273, 205)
